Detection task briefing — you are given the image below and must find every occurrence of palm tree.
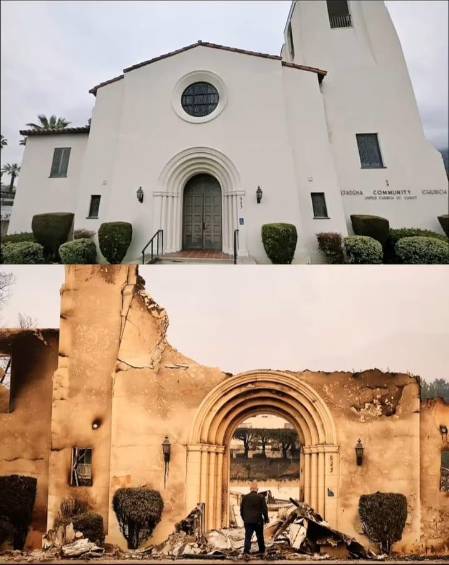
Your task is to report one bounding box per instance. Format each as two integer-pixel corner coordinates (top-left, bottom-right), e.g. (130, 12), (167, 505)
(25, 114), (71, 130)
(1, 163), (20, 191)
(0, 135), (7, 150)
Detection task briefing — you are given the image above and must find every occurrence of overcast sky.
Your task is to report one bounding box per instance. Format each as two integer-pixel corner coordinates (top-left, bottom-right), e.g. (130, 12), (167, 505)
(1, 0), (448, 169)
(1, 265), (448, 383)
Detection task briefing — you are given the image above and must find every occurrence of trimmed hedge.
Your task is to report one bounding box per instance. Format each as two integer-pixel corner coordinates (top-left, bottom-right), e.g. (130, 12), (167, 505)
(350, 215), (390, 245)
(438, 214), (449, 237)
(261, 223), (297, 264)
(74, 229), (95, 240)
(359, 492), (407, 554)
(1, 242), (44, 264)
(98, 222), (133, 264)
(344, 236), (383, 264)
(0, 475), (37, 549)
(59, 238), (97, 264)
(1, 232), (34, 244)
(385, 227), (449, 262)
(32, 213), (74, 261)
(112, 487), (163, 549)
(316, 233), (344, 264)
(72, 511), (104, 544)
(395, 236), (449, 264)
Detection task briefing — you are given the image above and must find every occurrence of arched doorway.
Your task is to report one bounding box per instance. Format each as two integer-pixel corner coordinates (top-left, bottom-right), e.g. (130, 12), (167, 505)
(182, 174), (222, 251)
(186, 371), (339, 531)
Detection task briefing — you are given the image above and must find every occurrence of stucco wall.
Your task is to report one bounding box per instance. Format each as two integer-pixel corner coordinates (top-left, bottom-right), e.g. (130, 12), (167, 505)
(0, 331), (58, 549)
(420, 399), (449, 553)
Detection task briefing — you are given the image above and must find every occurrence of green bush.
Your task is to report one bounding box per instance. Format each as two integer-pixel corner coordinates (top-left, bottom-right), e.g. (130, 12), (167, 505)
(384, 227), (448, 263)
(1, 232), (34, 244)
(316, 233), (344, 264)
(350, 215), (390, 245)
(438, 214), (449, 237)
(261, 223), (297, 264)
(395, 236), (449, 264)
(359, 492), (407, 554)
(1, 242), (44, 264)
(112, 487), (163, 549)
(59, 238), (97, 264)
(344, 236), (383, 264)
(98, 222), (133, 264)
(74, 229), (95, 240)
(72, 512), (104, 544)
(0, 475), (37, 549)
(32, 213), (74, 261)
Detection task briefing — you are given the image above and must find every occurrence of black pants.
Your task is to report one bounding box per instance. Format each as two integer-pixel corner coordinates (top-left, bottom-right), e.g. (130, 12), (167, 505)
(243, 522), (265, 554)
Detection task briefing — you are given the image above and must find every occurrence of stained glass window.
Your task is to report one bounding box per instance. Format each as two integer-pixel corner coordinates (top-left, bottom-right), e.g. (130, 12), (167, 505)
(356, 134), (384, 168)
(181, 82), (219, 117)
(311, 193), (329, 218)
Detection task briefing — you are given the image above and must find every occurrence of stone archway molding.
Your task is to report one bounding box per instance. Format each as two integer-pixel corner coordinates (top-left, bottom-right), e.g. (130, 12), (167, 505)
(185, 370), (339, 530)
(154, 147), (247, 255)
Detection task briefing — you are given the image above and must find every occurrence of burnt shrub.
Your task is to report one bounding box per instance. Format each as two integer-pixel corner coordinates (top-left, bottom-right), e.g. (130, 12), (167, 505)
(384, 228), (448, 263)
(316, 232), (344, 264)
(438, 214), (449, 237)
(98, 222), (133, 264)
(359, 492), (407, 554)
(0, 517), (15, 547)
(395, 236), (449, 264)
(261, 223), (298, 264)
(59, 238), (97, 264)
(72, 511), (105, 544)
(112, 487), (163, 549)
(32, 212), (74, 261)
(350, 215), (390, 245)
(0, 475), (37, 549)
(344, 236), (383, 264)
(1, 242), (44, 264)
(54, 497), (89, 528)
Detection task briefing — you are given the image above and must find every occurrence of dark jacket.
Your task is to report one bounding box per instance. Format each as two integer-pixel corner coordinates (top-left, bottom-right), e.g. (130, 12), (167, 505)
(240, 491), (269, 525)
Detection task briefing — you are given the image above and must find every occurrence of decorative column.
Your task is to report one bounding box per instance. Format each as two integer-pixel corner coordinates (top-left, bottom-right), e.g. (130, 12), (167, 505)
(223, 191), (247, 256)
(152, 191), (180, 253)
(310, 447), (318, 510)
(317, 447), (325, 516)
(185, 445), (202, 515)
(215, 447), (225, 529)
(323, 445), (339, 528)
(303, 446), (312, 505)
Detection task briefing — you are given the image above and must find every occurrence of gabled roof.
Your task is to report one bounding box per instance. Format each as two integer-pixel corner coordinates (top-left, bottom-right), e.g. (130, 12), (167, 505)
(19, 126), (90, 137)
(89, 40), (327, 95)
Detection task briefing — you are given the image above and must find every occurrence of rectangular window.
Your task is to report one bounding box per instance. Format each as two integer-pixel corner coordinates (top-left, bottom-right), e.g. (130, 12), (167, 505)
(327, 0), (352, 28)
(311, 192), (329, 218)
(0, 354), (11, 413)
(441, 450), (449, 492)
(356, 134), (384, 169)
(87, 195), (101, 218)
(70, 448), (93, 487)
(50, 147), (71, 177)
(288, 23), (295, 59)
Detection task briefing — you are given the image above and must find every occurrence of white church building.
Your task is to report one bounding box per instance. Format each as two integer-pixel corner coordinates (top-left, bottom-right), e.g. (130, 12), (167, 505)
(9, 0), (448, 263)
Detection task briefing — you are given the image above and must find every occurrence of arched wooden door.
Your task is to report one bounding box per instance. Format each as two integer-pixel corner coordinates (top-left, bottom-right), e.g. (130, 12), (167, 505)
(183, 174), (222, 251)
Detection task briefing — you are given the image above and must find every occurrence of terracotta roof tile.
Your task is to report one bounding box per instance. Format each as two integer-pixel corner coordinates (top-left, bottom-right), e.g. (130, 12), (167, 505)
(19, 126), (90, 137)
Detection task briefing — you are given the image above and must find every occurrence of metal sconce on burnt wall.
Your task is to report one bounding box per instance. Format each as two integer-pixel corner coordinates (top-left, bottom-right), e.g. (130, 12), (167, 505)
(355, 438), (364, 466)
(256, 186), (263, 204)
(162, 436), (171, 487)
(440, 425), (448, 442)
(136, 186), (144, 203)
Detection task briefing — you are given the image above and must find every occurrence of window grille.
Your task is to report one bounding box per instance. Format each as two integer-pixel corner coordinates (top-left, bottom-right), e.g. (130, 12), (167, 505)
(88, 195), (101, 218)
(288, 23), (295, 59)
(441, 450), (449, 492)
(327, 1), (352, 28)
(181, 82), (219, 117)
(70, 448), (93, 487)
(356, 134), (384, 169)
(50, 147), (71, 177)
(311, 193), (329, 218)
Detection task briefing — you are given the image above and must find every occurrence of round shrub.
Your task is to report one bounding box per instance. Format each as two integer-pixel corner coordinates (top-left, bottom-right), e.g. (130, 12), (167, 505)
(1, 242), (44, 264)
(261, 223), (298, 264)
(438, 214), (449, 237)
(0, 475), (37, 549)
(385, 228), (448, 263)
(350, 215), (390, 245)
(72, 511), (104, 544)
(32, 212), (74, 261)
(316, 232), (344, 264)
(74, 229), (95, 240)
(395, 236), (449, 264)
(59, 238), (97, 264)
(344, 236), (383, 264)
(112, 487), (163, 549)
(98, 222), (133, 264)
(1, 232), (34, 244)
(359, 492), (407, 554)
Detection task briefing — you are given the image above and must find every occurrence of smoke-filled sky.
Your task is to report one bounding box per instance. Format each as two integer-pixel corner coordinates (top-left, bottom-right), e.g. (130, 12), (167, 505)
(1, 265), (448, 382)
(1, 1), (448, 170)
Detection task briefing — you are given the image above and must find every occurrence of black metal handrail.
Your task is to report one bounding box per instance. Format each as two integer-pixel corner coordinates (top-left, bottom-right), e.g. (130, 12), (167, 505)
(141, 229), (164, 264)
(233, 229), (239, 265)
(329, 14), (352, 29)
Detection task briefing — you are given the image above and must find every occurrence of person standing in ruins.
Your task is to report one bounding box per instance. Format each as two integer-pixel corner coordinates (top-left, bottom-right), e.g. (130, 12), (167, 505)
(240, 481), (269, 558)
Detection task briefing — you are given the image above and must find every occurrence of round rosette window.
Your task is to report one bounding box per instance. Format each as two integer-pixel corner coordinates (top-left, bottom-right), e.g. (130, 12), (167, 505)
(181, 82), (219, 117)
(172, 71), (227, 123)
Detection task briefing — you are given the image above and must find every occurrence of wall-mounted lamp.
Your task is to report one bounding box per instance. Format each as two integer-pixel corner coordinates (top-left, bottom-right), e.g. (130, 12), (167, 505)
(256, 186), (263, 204)
(355, 438), (364, 466)
(162, 436), (171, 487)
(440, 425), (448, 442)
(136, 186), (144, 203)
